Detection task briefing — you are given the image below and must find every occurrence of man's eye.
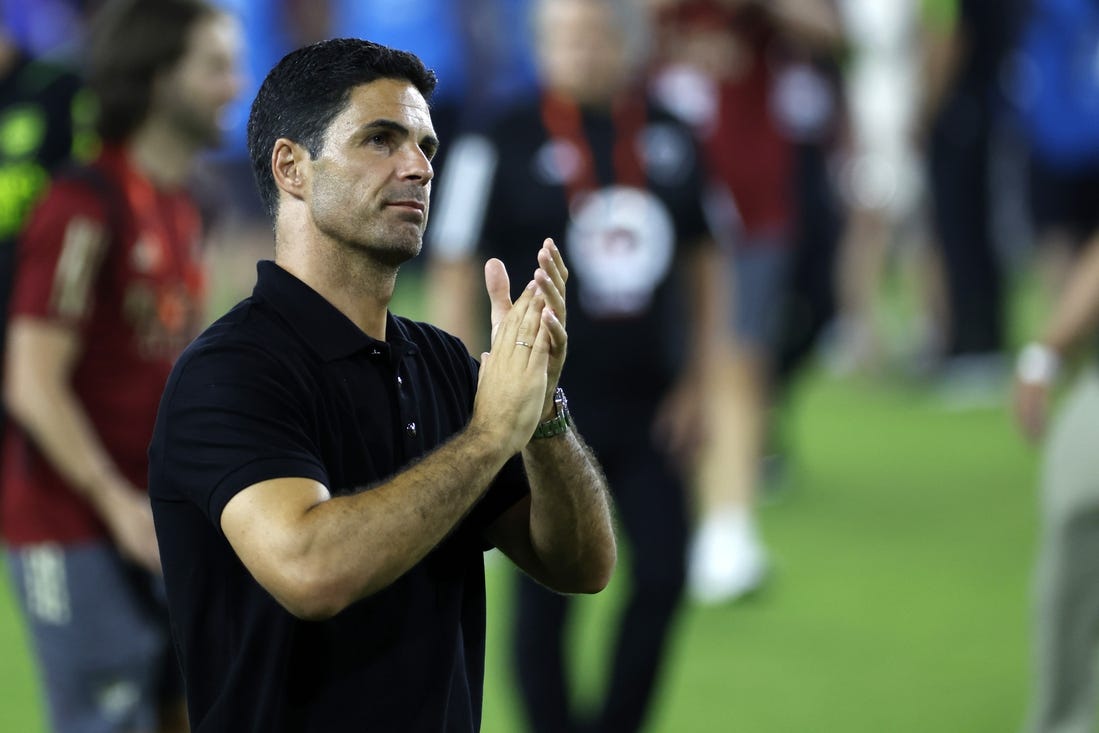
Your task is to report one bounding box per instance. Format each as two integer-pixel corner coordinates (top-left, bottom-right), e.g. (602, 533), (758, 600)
(368, 134), (389, 147)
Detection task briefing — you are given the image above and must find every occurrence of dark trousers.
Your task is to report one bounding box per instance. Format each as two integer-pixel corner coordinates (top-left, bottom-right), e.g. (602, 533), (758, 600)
(773, 141), (842, 393)
(513, 435), (688, 733)
(929, 90), (1004, 357)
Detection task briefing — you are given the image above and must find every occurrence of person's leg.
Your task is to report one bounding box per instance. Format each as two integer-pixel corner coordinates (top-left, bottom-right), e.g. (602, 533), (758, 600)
(6, 541), (174, 733)
(513, 572), (576, 733)
(773, 141), (841, 389)
(928, 94), (1002, 359)
(1026, 371), (1099, 733)
(689, 243), (787, 603)
(592, 444), (688, 733)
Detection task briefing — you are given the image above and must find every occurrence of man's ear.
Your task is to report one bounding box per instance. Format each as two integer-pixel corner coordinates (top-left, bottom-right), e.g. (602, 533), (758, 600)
(271, 138), (309, 203)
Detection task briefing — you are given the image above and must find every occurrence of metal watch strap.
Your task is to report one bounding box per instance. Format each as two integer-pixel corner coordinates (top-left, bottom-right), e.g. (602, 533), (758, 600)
(532, 387), (571, 439)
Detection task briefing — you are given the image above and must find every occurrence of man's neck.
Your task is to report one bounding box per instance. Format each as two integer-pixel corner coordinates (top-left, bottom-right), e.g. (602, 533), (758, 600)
(127, 121), (198, 188)
(274, 221), (396, 341)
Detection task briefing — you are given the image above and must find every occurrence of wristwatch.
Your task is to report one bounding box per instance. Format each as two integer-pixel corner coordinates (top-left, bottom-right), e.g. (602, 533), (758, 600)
(532, 387), (572, 439)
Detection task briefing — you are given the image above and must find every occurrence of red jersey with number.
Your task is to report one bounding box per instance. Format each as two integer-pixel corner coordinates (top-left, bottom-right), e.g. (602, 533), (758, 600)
(1, 145), (205, 545)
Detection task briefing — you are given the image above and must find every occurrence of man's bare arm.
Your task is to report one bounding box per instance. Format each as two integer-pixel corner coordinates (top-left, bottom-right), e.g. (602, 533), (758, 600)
(4, 318), (160, 571)
(488, 430), (615, 594)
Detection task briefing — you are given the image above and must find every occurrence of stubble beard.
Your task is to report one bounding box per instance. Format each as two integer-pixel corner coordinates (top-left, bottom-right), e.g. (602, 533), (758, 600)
(326, 215), (424, 270)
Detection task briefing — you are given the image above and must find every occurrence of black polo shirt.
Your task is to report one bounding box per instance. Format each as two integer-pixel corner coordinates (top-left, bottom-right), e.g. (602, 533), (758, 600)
(148, 260), (527, 732)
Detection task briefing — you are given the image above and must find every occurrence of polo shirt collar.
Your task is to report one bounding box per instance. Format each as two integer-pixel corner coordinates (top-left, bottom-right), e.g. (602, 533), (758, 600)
(252, 260), (417, 362)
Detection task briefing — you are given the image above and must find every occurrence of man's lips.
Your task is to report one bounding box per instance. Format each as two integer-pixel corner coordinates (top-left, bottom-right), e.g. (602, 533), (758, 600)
(386, 200), (425, 212)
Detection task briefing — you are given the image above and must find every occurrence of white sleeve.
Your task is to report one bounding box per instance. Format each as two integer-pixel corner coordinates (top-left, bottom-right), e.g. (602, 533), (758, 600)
(427, 134), (498, 262)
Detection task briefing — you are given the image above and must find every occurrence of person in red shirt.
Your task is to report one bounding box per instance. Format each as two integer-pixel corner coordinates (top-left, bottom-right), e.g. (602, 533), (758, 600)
(651, 0), (843, 604)
(1, 2), (242, 731)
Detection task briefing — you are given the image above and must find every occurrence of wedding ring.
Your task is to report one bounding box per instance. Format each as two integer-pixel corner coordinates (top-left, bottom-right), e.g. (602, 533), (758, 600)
(515, 340), (533, 348)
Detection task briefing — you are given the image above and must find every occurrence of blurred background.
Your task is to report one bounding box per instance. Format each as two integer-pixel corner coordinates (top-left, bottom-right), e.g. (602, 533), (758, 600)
(0, 0), (1082, 730)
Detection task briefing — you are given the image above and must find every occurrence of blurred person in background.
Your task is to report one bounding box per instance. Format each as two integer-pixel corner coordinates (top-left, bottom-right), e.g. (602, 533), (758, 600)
(0, 18), (95, 466)
(829, 0), (929, 377)
(649, 0), (843, 604)
(1013, 227), (1099, 733)
(767, 28), (847, 484)
(0, 1), (241, 731)
(427, 0), (720, 728)
(1011, 0), (1099, 729)
(922, 0), (1026, 404)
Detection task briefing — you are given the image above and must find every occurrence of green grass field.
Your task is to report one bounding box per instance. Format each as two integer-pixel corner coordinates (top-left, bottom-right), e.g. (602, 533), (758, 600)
(0, 369), (1040, 732)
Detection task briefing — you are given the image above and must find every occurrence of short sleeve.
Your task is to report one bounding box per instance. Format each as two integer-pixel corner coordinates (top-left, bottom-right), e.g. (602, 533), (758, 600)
(150, 336), (329, 530)
(11, 181), (111, 327)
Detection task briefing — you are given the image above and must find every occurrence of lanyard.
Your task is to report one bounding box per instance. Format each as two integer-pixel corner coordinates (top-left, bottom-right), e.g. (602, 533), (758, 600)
(539, 90), (648, 207)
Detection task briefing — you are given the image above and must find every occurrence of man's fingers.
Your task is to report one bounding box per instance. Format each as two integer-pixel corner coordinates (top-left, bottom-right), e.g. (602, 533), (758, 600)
(534, 267), (566, 318)
(528, 314), (552, 371)
(494, 280), (537, 350)
(541, 238), (567, 284)
(542, 306), (566, 350)
(485, 258), (512, 344)
(537, 241), (566, 287)
(513, 288), (546, 360)
(1013, 381), (1049, 444)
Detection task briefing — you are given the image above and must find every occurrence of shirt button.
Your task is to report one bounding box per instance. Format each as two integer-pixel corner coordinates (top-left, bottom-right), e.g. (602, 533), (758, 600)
(397, 375), (403, 386)
(406, 422), (417, 437)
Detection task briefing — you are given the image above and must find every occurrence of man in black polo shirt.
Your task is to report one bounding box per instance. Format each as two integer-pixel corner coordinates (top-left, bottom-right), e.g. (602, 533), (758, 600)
(147, 38), (617, 732)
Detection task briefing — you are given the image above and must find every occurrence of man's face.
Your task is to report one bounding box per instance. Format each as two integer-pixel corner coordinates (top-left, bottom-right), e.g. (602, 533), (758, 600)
(156, 12), (243, 148)
(307, 79), (438, 266)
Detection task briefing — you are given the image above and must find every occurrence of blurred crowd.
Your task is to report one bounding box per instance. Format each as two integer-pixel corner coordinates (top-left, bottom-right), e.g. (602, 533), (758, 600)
(5, 0), (1099, 731)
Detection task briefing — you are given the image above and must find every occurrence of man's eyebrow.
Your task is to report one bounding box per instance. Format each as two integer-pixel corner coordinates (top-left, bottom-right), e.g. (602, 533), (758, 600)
(360, 118), (409, 137)
(360, 119), (439, 151)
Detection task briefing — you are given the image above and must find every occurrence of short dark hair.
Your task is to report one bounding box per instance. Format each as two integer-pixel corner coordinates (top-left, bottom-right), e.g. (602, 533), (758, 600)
(87, 0), (221, 142)
(247, 38), (438, 220)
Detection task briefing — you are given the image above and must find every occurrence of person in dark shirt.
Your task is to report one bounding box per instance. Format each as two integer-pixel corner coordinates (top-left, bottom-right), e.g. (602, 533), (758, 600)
(427, 0), (724, 729)
(148, 37), (617, 732)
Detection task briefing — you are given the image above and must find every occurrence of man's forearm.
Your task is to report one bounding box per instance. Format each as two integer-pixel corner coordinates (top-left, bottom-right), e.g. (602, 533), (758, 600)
(5, 354), (134, 509)
(256, 423), (517, 617)
(1040, 235), (1099, 354)
(684, 242), (726, 379)
(519, 430), (616, 593)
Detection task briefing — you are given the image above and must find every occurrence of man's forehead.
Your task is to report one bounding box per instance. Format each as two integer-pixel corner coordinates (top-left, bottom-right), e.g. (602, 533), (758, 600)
(345, 79), (433, 125)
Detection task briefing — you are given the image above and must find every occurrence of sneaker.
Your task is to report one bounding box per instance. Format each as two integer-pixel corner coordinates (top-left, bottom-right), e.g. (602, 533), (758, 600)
(687, 511), (768, 605)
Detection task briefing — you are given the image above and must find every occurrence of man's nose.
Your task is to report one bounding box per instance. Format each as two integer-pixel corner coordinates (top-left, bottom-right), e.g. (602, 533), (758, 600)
(399, 144), (433, 184)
